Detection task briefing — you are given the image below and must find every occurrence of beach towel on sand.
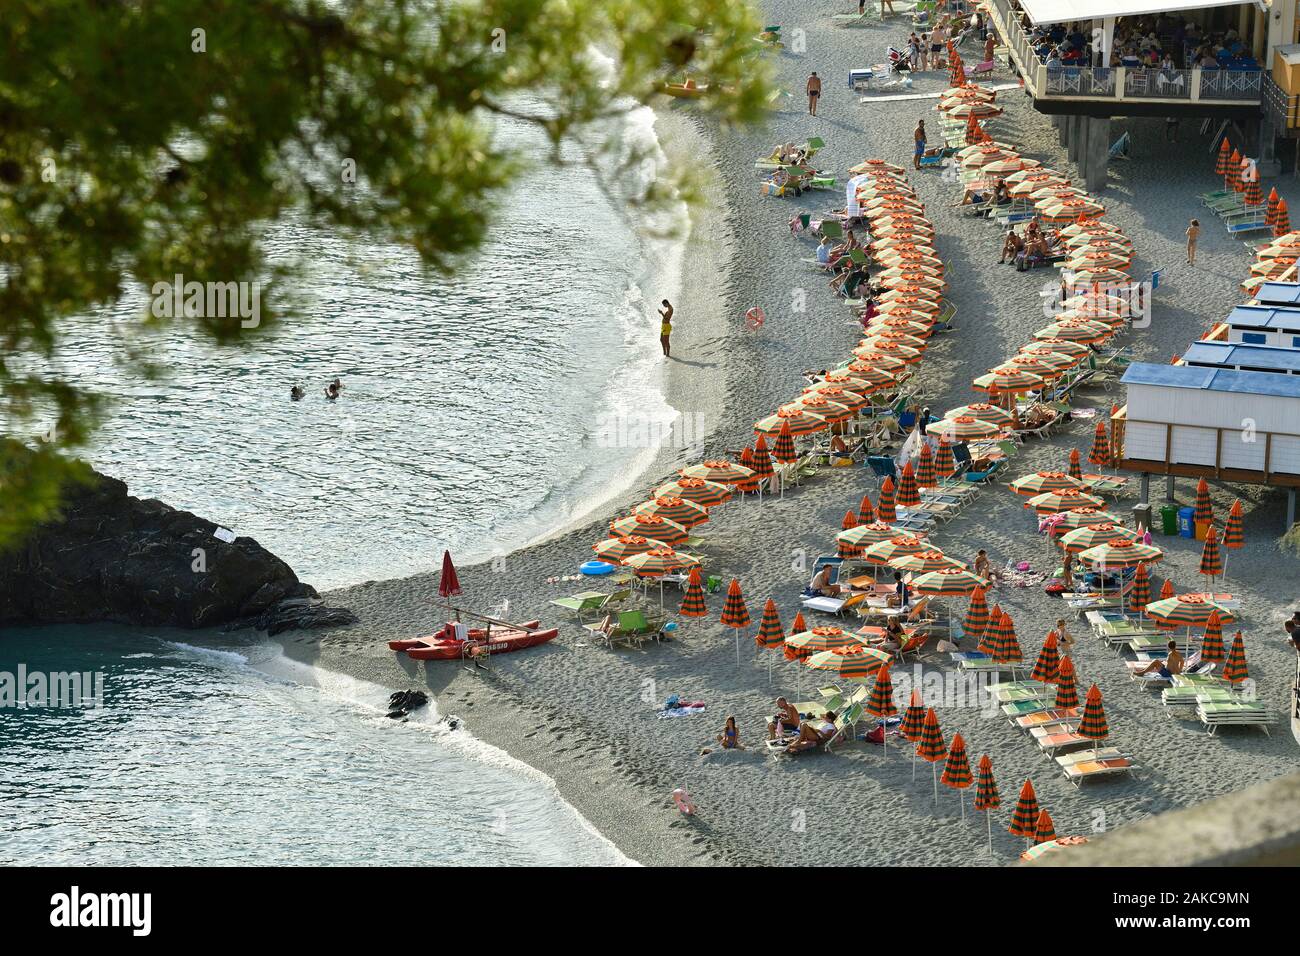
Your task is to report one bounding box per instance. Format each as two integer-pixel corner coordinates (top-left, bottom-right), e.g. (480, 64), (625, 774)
(658, 703), (706, 719)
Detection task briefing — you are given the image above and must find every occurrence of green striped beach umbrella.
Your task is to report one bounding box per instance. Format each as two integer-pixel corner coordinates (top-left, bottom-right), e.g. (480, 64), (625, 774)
(963, 587), (990, 644)
(1144, 594), (1234, 629)
(750, 436), (775, 480)
(861, 534), (929, 567)
(1067, 448), (1083, 481)
(1026, 488), (1105, 514)
(1034, 809), (1058, 845)
(935, 437), (956, 477)
(805, 645), (891, 682)
(916, 443), (936, 488)
(889, 549), (964, 575)
(1054, 656), (1079, 709)
(635, 495), (710, 529)
(839, 510), (862, 558)
(1199, 526), (1223, 584)
(865, 664), (898, 754)
(593, 534), (662, 563)
(977, 603), (1003, 655)
(656, 477), (731, 508)
(1129, 562), (1151, 615)
(990, 611), (1023, 665)
(900, 689), (926, 782)
(897, 461), (922, 509)
(1200, 609), (1226, 665)
(1010, 470), (1086, 497)
(974, 754), (1001, 855)
(1009, 780), (1040, 841)
(1059, 522), (1140, 554)
(1223, 631), (1249, 686)
(877, 477), (897, 523)
(772, 420), (798, 465)
(838, 521), (911, 552)
(611, 512), (689, 546)
(1077, 684), (1108, 754)
(785, 625), (866, 658)
(941, 733), (973, 820)
(1223, 500), (1244, 580)
(916, 707), (947, 803)
(1194, 478), (1214, 526)
(720, 578), (751, 665)
(678, 567), (708, 619)
(1051, 507), (1124, 535)
(912, 567), (986, 597)
(1030, 631), (1061, 684)
(857, 493), (875, 525)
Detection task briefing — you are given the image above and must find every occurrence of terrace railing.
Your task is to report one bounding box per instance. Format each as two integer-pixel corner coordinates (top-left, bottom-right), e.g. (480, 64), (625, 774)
(1198, 69), (1264, 101)
(1044, 66), (1115, 98)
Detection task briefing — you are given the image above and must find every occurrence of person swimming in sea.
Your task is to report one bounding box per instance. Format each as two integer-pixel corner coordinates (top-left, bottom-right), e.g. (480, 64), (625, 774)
(290, 385), (305, 401)
(324, 377), (343, 400)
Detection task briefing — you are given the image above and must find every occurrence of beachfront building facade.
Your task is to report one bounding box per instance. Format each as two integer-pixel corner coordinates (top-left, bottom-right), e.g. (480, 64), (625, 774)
(1115, 281), (1300, 526)
(984, 0), (1300, 190)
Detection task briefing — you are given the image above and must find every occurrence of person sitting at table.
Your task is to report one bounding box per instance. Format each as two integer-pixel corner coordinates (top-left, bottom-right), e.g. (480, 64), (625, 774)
(809, 565), (842, 598)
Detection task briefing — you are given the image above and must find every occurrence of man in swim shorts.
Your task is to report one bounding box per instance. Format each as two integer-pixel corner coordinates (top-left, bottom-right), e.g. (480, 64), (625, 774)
(806, 72), (821, 116)
(913, 119), (926, 169)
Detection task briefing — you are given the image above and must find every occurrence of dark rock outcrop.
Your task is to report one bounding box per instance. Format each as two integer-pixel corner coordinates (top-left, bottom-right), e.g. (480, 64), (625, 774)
(0, 467), (357, 632)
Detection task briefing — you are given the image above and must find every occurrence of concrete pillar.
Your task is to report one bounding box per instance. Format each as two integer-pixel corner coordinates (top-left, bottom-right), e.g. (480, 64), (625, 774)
(1289, 488), (1297, 530)
(1084, 116), (1110, 192)
(1140, 473), (1150, 503)
(1058, 114), (1071, 148)
(1068, 114), (1085, 163)
(1166, 475), (1175, 502)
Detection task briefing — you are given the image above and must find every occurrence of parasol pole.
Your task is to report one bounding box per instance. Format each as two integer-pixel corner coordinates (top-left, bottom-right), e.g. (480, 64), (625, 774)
(986, 810), (993, 855)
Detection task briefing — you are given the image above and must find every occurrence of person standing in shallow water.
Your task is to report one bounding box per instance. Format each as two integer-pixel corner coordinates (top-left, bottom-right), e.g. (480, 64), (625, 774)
(658, 299), (674, 358)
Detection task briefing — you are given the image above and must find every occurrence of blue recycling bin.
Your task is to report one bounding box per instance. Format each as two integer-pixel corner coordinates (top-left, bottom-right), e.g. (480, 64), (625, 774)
(1177, 506), (1195, 538)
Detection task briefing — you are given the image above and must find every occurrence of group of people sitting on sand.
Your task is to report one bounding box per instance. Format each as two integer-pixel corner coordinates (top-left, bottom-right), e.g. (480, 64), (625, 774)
(771, 142), (811, 166)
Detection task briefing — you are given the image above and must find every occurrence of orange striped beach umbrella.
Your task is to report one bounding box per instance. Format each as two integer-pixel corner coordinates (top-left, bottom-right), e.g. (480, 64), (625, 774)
(1129, 562), (1151, 614)
(1034, 321), (1111, 345)
(1087, 420), (1111, 468)
(1266, 187), (1280, 226)
(946, 403), (1016, 427)
(1054, 656), (1078, 708)
(1223, 631), (1249, 686)
(890, 549), (965, 575)
(1078, 684), (1108, 754)
(1274, 199), (1291, 236)
(735, 448), (759, 493)
(1030, 631), (1061, 684)
(802, 384), (869, 413)
(877, 477), (897, 523)
(935, 436), (956, 477)
(785, 624), (866, 658)
(897, 461), (922, 508)
(1223, 499), (1244, 578)
(912, 567), (987, 597)
(1078, 539), (1164, 575)
(963, 586), (990, 643)
(1200, 608), (1226, 665)
(754, 597), (784, 684)
(839, 510), (862, 558)
(788, 395), (855, 425)
(1215, 138), (1231, 176)
(656, 477), (731, 507)
(991, 610), (1023, 664)
(975, 754), (1001, 853)
(862, 534), (929, 566)
(1011, 470), (1086, 497)
(755, 406), (828, 438)
(1052, 507), (1124, 535)
(1198, 526), (1223, 583)
(679, 460), (755, 486)
(977, 603), (1002, 655)
(838, 520), (911, 551)
(866, 664), (898, 754)
(636, 495), (710, 529)
(679, 566), (708, 619)
(1225, 148), (1241, 190)
(593, 534), (662, 563)
(1194, 477), (1213, 526)
(857, 493), (875, 525)
(1026, 488), (1105, 514)
(1034, 809), (1057, 845)
(610, 512), (689, 545)
(1244, 177), (1263, 208)
(1009, 780), (1041, 840)
(720, 578), (750, 665)
(772, 420), (798, 465)
(622, 547), (696, 578)
(1153, 578), (1177, 631)
(1068, 448), (1083, 481)
(977, 366), (1046, 396)
(927, 415), (1000, 441)
(941, 733), (973, 819)
(900, 688), (927, 781)
(1059, 523), (1140, 554)
(916, 443), (936, 488)
(751, 436), (775, 480)
(917, 707), (947, 802)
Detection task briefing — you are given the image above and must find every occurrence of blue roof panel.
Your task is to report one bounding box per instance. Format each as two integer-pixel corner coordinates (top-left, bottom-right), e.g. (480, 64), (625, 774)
(1122, 362), (1300, 399)
(1182, 341), (1300, 373)
(1225, 304), (1300, 331)
(1255, 282), (1300, 307)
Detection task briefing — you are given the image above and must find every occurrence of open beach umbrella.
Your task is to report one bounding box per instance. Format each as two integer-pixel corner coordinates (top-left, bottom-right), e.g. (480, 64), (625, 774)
(1275, 199), (1292, 236)
(916, 443), (936, 488)
(855, 341), (923, 365)
(849, 159), (905, 175)
(1025, 338), (1092, 359)
(785, 624), (868, 658)
(611, 512), (689, 546)
(857, 493), (875, 525)
(679, 567), (708, 619)
(772, 420), (798, 465)
(984, 157), (1036, 177)
(896, 461), (922, 509)
(1060, 218), (1121, 239)
(656, 477), (731, 508)
(1030, 631), (1061, 684)
(593, 534), (662, 563)
(1015, 347), (1082, 372)
(1040, 196), (1105, 223)
(624, 548), (698, 607)
(890, 549), (964, 575)
(877, 478), (897, 523)
(1067, 448), (1083, 481)
(1199, 526), (1223, 585)
(1009, 174), (1070, 199)
(1052, 507), (1124, 534)
(720, 578), (751, 665)
(927, 415), (1000, 441)
(636, 495), (710, 530)
(945, 403), (1015, 427)
(839, 521), (912, 551)
(947, 101), (1004, 120)
(1059, 523), (1140, 554)
(974, 754), (1001, 854)
(865, 316), (932, 338)
(859, 331), (929, 354)
(680, 460), (755, 486)
(1034, 809), (1058, 845)
(963, 586), (990, 643)
(438, 550), (462, 602)
(1223, 631), (1249, 687)
(1009, 780), (1041, 842)
(1248, 256), (1298, 280)
(755, 407), (828, 438)
(976, 366), (1045, 396)
(1129, 562), (1151, 614)
(865, 664), (898, 754)
(846, 355), (914, 377)
(900, 689), (927, 781)
(1200, 609), (1226, 665)
(1069, 266), (1131, 285)
(1078, 684), (1108, 755)
(1000, 354), (1064, 382)
(1078, 540), (1163, 585)
(1194, 478), (1214, 526)
(805, 645), (891, 683)
(839, 510), (861, 558)
(788, 395), (855, 425)
(1065, 230), (1133, 251)
(1144, 594), (1235, 629)
(912, 567), (986, 598)
(916, 708), (948, 803)
(1066, 250), (1130, 272)
(862, 534), (929, 566)
(1054, 656), (1078, 709)
(1026, 488), (1105, 514)
(1011, 471), (1086, 497)
(941, 734), (973, 820)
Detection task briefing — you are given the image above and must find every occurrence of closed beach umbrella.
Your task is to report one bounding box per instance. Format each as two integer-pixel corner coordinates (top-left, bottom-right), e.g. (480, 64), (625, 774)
(1145, 594), (1235, 628)
(839, 510), (861, 558)
(916, 443), (936, 489)
(720, 578), (750, 665)
(935, 436), (955, 477)
(1215, 138), (1231, 176)
(750, 436), (775, 480)
(890, 549), (964, 574)
(1200, 609), (1226, 664)
(912, 567), (987, 596)
(1129, 562), (1151, 614)
(755, 407), (828, 438)
(963, 586), (990, 642)
(978, 604), (1002, 655)
(1067, 448), (1083, 481)
(1008, 780), (1041, 840)
(865, 664), (898, 754)
(1223, 631), (1249, 686)
(877, 477), (897, 523)
(680, 460), (755, 486)
(1026, 488), (1105, 514)
(772, 420), (798, 465)
(916, 708), (948, 803)
(636, 495), (710, 529)
(657, 477), (731, 507)
(1034, 809), (1058, 845)
(805, 645), (891, 681)
(1266, 187), (1280, 225)
(1153, 578), (1177, 631)
(1087, 420), (1111, 468)
(990, 610), (1023, 664)
(862, 534), (928, 566)
(897, 461), (922, 508)
(974, 754), (1001, 854)
(438, 549), (463, 601)
(927, 415), (1000, 441)
(1011, 471), (1086, 497)
(900, 689), (926, 782)
(1226, 148), (1241, 190)
(857, 493), (875, 525)
(679, 567), (708, 619)
(1059, 523), (1140, 553)
(1078, 684), (1108, 754)
(593, 534), (662, 563)
(941, 733), (973, 820)
(1194, 478), (1213, 526)
(1054, 656), (1078, 708)
(1274, 199), (1292, 236)
(946, 403), (1015, 427)
(1030, 631), (1061, 684)
(611, 512), (689, 546)
(1223, 499), (1244, 578)
(838, 520), (911, 550)
(1199, 526), (1223, 584)
(1243, 177), (1263, 208)
(754, 597), (783, 683)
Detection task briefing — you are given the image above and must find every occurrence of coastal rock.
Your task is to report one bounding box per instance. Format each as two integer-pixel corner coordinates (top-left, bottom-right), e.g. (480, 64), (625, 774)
(0, 464), (355, 632)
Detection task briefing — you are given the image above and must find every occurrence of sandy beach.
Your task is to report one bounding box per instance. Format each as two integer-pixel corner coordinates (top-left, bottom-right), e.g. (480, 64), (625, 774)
(283, 3), (1300, 865)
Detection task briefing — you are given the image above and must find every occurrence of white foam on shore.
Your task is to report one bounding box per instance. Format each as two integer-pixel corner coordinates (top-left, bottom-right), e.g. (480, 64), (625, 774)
(242, 643), (638, 866)
(163, 642), (250, 666)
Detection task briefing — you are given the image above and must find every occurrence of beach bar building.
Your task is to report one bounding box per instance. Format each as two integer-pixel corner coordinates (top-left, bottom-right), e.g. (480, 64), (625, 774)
(1115, 283), (1300, 526)
(985, 0), (1300, 190)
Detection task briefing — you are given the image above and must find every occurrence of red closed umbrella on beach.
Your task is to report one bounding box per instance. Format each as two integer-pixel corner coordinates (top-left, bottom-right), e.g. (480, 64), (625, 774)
(679, 566), (708, 620)
(735, 448), (759, 494)
(1243, 177), (1263, 208)
(899, 689), (926, 781)
(1223, 631), (1249, 687)
(839, 510), (862, 558)
(877, 477), (897, 523)
(1194, 478), (1213, 526)
(1054, 656), (1079, 709)
(1008, 780), (1040, 842)
(990, 610), (1023, 664)
(720, 579), (751, 666)
(964, 586), (990, 644)
(1223, 499), (1244, 579)
(1199, 526), (1223, 584)
(977, 603), (1002, 655)
(1153, 578), (1177, 631)
(1087, 420), (1111, 469)
(974, 754), (1001, 855)
(897, 461), (922, 508)
(751, 435), (775, 481)
(1266, 187), (1281, 226)
(1200, 608), (1226, 665)
(916, 708), (947, 803)
(865, 665), (898, 754)
(1034, 809), (1058, 845)
(1030, 631), (1061, 684)
(941, 733), (973, 820)
(857, 493), (875, 525)
(1225, 148), (1241, 191)
(438, 550), (462, 602)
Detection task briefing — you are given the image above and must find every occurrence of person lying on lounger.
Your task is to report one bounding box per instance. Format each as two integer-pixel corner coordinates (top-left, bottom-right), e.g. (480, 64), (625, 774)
(1138, 641), (1184, 679)
(953, 183), (992, 206)
(767, 697), (801, 740)
(786, 712), (837, 753)
(809, 565), (842, 597)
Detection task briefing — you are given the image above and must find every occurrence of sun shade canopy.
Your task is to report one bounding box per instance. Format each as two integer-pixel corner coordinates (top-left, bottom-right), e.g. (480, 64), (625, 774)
(1019, 0), (1251, 26)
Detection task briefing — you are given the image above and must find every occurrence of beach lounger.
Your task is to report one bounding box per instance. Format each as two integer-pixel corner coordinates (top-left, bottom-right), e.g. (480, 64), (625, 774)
(550, 590), (611, 621)
(1014, 707), (1080, 730)
(1161, 674), (1228, 716)
(1031, 726), (1093, 756)
(992, 683), (1050, 704)
(1001, 698), (1059, 718)
(801, 595), (849, 616)
(582, 609), (663, 649)
(1059, 751), (1136, 787)
(1196, 694), (1272, 736)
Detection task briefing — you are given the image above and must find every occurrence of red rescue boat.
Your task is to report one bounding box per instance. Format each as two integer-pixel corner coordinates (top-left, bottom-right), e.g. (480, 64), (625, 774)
(389, 620), (558, 660)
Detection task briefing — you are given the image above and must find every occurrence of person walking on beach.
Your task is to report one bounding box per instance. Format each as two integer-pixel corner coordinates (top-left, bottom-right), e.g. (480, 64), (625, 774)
(806, 72), (822, 116)
(1186, 218), (1200, 265)
(913, 119), (927, 170)
(658, 299), (674, 357)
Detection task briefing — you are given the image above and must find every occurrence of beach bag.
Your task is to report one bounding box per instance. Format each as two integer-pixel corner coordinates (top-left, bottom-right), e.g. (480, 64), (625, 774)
(865, 726), (886, 745)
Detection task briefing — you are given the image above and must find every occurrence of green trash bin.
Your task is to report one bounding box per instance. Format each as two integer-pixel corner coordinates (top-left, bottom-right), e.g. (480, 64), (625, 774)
(1159, 505), (1178, 536)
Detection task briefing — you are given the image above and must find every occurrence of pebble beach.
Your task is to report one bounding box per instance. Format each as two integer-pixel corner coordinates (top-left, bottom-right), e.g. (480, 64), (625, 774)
(286, 2), (1300, 865)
